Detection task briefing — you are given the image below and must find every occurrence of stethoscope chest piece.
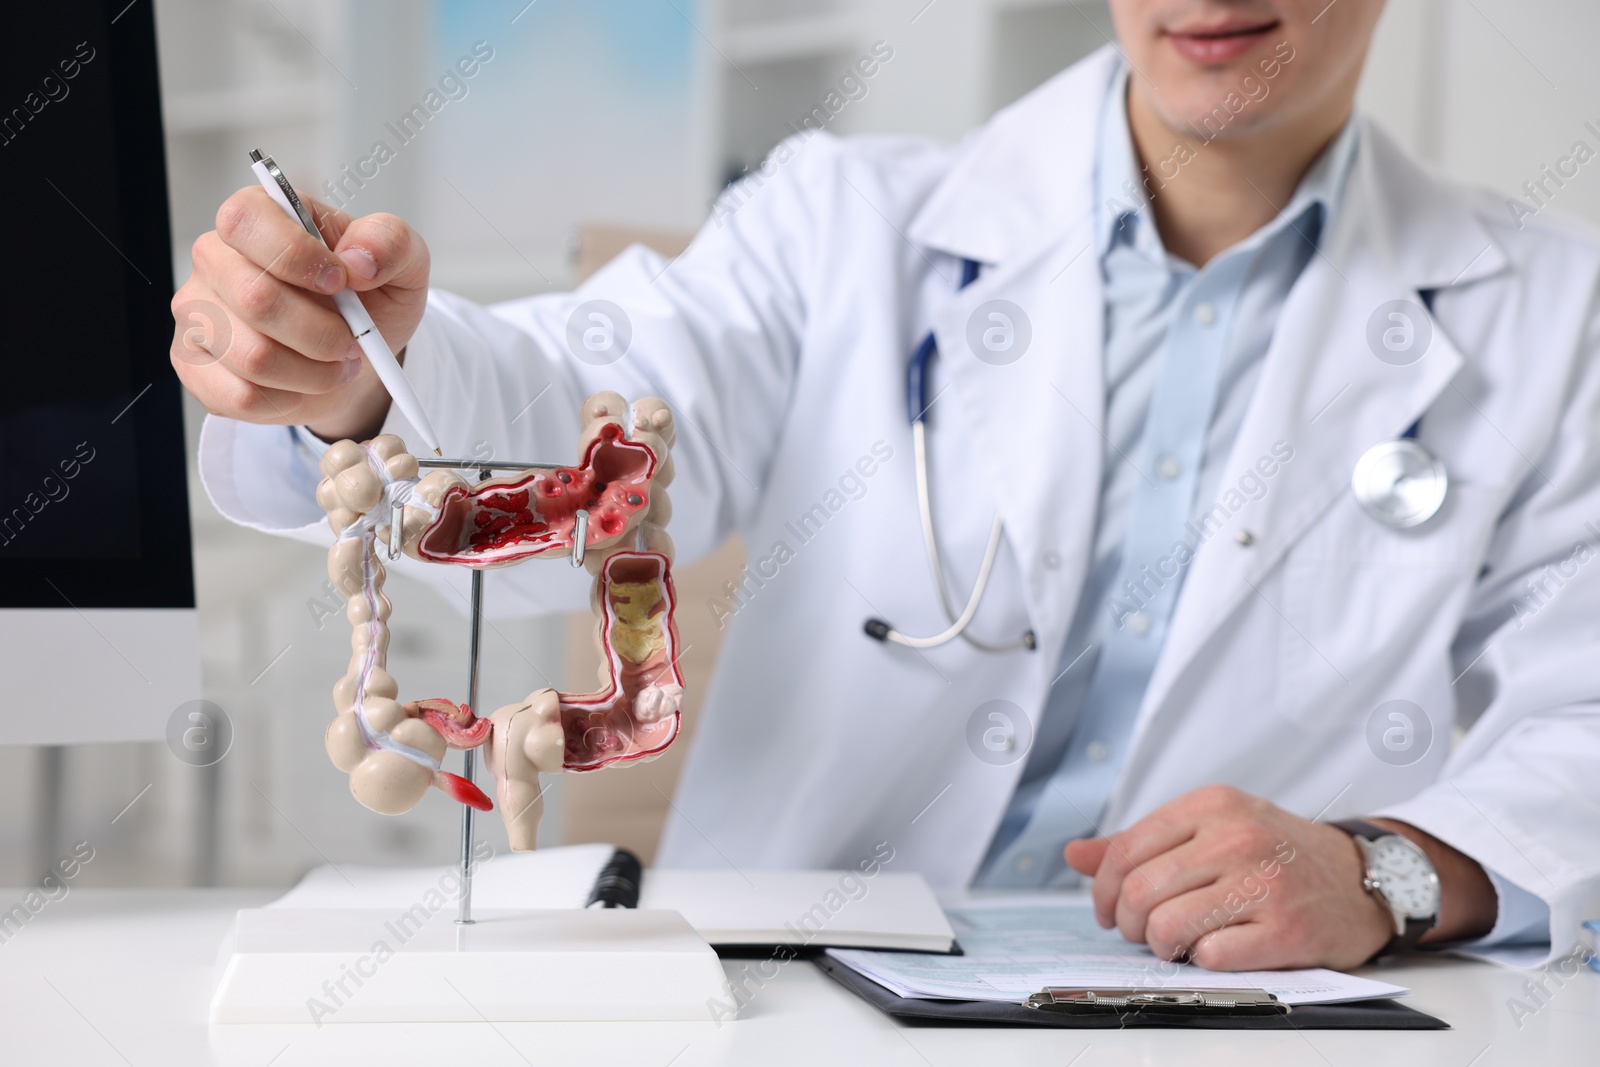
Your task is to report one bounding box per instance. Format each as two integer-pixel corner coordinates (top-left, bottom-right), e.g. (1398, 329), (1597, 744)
(1351, 438), (1448, 529)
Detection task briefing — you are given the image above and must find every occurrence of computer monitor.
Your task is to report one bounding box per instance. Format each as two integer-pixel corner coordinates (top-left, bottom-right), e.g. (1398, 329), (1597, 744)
(0, 2), (199, 744)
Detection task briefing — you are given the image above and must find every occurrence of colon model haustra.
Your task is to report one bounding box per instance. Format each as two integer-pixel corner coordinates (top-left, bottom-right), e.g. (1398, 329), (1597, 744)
(315, 392), (684, 849)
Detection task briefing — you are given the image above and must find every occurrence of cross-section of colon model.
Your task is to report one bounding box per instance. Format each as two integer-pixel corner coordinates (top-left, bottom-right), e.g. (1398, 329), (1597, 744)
(316, 392), (682, 849)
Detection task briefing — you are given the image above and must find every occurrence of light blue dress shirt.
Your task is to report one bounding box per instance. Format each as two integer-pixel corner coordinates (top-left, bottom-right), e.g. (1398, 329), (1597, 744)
(972, 69), (1550, 950)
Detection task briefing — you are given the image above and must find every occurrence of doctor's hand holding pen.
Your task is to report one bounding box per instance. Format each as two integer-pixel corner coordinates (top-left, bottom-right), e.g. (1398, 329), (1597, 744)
(170, 187), (424, 444)
(1064, 785), (1500, 970)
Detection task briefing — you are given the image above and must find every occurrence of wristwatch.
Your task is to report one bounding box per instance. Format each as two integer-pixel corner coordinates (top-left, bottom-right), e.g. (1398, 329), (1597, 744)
(1330, 819), (1440, 958)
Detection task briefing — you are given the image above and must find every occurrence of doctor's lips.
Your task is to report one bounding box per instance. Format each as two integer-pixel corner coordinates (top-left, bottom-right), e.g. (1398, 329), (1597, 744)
(1163, 16), (1281, 65)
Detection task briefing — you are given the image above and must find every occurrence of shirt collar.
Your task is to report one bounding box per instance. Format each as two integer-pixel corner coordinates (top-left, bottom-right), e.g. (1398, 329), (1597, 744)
(1093, 65), (1360, 267)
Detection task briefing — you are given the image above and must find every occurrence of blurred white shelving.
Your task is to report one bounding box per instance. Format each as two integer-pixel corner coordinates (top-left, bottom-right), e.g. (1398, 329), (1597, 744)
(153, 0), (1119, 295)
(708, 0), (1114, 179)
(162, 84), (324, 135)
(156, 0), (346, 282)
(723, 13), (868, 66)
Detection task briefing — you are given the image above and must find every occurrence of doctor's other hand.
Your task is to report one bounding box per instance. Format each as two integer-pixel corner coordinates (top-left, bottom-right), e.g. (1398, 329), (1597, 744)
(1061, 785), (1494, 971)
(170, 187), (430, 443)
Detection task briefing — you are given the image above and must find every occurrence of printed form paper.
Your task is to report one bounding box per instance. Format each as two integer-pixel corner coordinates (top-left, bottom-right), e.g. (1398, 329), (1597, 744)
(826, 895), (1409, 1006)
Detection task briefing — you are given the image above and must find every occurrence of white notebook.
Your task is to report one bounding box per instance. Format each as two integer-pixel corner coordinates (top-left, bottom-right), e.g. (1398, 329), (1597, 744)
(269, 843), (957, 953)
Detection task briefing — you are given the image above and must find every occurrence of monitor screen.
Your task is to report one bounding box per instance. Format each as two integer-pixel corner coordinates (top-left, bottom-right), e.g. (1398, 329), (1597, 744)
(0, 2), (192, 606)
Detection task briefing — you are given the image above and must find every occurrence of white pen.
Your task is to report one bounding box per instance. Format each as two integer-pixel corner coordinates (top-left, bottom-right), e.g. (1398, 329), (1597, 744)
(247, 149), (443, 456)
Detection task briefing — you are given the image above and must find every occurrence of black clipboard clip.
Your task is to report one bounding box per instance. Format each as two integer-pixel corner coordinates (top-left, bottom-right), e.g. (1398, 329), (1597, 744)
(1025, 987), (1290, 1016)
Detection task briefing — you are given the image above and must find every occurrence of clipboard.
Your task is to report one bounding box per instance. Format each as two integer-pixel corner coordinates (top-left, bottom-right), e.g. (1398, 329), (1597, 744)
(812, 955), (1449, 1030)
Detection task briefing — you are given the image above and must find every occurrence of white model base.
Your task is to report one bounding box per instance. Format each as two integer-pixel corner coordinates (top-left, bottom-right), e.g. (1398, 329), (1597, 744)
(210, 908), (732, 1024)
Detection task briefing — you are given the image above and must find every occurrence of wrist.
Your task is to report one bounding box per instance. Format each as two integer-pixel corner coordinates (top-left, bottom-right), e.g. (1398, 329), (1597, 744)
(1367, 818), (1497, 943)
(1328, 818), (1440, 960)
(305, 359), (397, 444)
(1331, 824), (1399, 959)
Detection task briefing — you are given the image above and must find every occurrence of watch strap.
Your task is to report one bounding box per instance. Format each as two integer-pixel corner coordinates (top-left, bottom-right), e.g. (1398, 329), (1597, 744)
(1329, 819), (1437, 958)
(1331, 817), (1391, 842)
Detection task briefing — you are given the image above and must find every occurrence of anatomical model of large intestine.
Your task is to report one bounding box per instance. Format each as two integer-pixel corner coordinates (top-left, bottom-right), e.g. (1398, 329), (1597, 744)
(315, 392), (681, 849)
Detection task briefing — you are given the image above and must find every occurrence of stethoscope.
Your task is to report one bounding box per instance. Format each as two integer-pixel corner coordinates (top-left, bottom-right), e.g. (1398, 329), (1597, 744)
(1352, 420), (1448, 528)
(1351, 287), (1449, 527)
(862, 260), (1449, 651)
(865, 259), (1038, 652)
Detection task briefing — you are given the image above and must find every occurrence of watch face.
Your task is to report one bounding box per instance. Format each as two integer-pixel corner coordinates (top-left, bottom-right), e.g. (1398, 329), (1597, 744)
(1370, 836), (1441, 918)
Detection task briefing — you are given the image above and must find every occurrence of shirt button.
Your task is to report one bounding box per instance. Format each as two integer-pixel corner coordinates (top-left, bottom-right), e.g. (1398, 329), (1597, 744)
(1193, 301), (1217, 326)
(1042, 550), (1061, 570)
(1126, 611), (1151, 636)
(1086, 741), (1110, 762)
(1156, 455), (1181, 481)
(1015, 853), (1036, 874)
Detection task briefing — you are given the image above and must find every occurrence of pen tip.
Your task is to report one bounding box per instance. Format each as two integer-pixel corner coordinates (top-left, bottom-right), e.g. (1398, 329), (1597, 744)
(433, 448), (443, 456)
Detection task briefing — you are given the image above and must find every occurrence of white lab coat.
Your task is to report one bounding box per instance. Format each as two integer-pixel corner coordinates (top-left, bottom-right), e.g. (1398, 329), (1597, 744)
(203, 48), (1600, 961)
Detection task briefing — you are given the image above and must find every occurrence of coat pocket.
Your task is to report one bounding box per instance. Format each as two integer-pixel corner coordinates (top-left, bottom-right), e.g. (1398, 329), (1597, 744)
(1274, 483), (1505, 729)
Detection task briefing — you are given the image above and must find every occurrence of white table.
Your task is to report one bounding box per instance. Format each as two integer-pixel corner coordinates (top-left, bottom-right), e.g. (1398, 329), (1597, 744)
(1, 889), (1595, 1066)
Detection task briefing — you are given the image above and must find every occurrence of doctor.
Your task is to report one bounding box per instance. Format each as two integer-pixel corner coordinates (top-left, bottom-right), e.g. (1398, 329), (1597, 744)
(176, 0), (1600, 971)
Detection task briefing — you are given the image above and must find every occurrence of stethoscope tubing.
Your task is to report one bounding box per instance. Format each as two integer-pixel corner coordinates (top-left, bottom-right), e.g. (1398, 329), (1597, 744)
(869, 260), (1446, 654)
(899, 420), (1016, 650)
(865, 258), (1036, 653)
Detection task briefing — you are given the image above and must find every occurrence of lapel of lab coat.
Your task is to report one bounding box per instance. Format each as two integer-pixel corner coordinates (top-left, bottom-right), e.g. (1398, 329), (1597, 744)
(1115, 121), (1511, 794)
(906, 50), (1119, 666)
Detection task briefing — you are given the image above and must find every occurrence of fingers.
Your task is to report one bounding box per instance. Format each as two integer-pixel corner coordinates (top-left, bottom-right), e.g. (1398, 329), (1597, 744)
(1090, 812), (1195, 928)
(333, 211), (432, 293)
(302, 195), (355, 247)
(228, 331), (362, 397)
(196, 230), (362, 366)
(1144, 887), (1250, 966)
(1187, 922), (1280, 972)
(178, 190), (429, 430)
(183, 364), (312, 424)
(181, 229), (363, 409)
(216, 186), (350, 295)
(210, 329), (360, 397)
(1063, 836), (1109, 876)
(1082, 832), (1232, 952)
(1142, 889), (1292, 971)
(1090, 785), (1273, 928)
(1110, 840), (1225, 947)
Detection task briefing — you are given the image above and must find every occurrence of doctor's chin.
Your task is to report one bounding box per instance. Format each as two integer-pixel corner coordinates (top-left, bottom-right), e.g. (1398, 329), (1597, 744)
(4, 0), (1598, 1058)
